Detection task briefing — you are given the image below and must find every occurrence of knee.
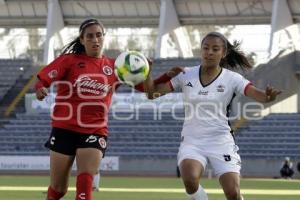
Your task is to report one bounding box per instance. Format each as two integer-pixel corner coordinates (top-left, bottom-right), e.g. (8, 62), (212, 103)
(182, 176), (199, 194)
(179, 160), (203, 194)
(224, 188), (241, 200)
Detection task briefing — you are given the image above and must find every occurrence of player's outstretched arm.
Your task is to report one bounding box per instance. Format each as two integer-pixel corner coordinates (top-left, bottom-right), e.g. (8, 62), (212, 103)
(144, 66), (184, 99)
(165, 66), (185, 78)
(245, 85), (282, 103)
(134, 64), (184, 92)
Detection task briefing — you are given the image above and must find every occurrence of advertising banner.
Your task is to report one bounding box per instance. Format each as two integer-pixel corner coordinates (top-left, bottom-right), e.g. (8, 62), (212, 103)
(0, 156), (119, 171)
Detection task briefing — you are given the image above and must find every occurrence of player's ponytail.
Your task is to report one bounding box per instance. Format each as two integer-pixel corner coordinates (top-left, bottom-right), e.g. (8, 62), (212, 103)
(222, 39), (252, 70)
(202, 32), (252, 70)
(61, 37), (85, 55)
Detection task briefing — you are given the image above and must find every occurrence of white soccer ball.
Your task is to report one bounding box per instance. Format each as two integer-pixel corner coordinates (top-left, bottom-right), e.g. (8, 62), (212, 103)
(114, 51), (150, 86)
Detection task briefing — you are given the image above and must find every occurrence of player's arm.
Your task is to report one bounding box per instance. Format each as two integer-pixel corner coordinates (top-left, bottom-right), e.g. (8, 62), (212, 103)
(35, 55), (69, 101)
(144, 81), (173, 99)
(245, 85), (282, 103)
(144, 66), (184, 99)
(135, 66), (184, 92)
(35, 80), (49, 101)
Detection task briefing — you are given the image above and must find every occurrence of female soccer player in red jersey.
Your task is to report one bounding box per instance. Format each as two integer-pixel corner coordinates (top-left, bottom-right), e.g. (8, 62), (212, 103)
(35, 18), (180, 200)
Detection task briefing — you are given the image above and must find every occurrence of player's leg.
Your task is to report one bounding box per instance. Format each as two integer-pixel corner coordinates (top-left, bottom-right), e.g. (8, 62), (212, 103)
(219, 172), (242, 200)
(92, 171), (100, 191)
(47, 150), (75, 200)
(75, 134), (107, 200)
(45, 128), (76, 200)
(76, 148), (102, 200)
(178, 143), (208, 200)
(209, 144), (243, 200)
(180, 159), (208, 200)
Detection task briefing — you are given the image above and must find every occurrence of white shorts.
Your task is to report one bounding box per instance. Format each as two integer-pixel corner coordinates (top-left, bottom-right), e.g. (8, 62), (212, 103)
(177, 141), (241, 177)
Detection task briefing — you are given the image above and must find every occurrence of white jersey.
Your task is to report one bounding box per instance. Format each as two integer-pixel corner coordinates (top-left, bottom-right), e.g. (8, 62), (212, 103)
(170, 65), (251, 145)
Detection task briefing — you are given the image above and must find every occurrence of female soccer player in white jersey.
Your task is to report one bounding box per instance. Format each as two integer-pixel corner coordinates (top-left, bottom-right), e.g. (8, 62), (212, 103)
(144, 32), (281, 200)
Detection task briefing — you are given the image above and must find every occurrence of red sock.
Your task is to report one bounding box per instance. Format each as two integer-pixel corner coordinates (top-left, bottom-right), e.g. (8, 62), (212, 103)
(76, 173), (93, 200)
(46, 186), (65, 200)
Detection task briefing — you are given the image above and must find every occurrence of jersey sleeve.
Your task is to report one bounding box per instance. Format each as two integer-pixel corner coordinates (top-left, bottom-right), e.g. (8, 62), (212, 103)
(233, 72), (252, 96)
(170, 71), (185, 91)
(36, 55), (70, 88)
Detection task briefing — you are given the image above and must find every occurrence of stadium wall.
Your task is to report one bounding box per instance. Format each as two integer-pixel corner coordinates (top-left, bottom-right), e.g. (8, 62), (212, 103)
(103, 158), (300, 179)
(0, 156), (299, 178)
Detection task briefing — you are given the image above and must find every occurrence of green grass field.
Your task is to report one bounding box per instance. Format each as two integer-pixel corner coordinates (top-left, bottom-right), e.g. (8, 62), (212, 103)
(0, 175), (299, 200)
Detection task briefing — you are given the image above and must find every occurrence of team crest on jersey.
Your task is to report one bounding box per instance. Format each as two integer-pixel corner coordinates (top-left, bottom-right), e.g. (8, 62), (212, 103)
(48, 70), (58, 79)
(103, 65), (113, 75)
(98, 137), (107, 149)
(217, 84), (225, 92)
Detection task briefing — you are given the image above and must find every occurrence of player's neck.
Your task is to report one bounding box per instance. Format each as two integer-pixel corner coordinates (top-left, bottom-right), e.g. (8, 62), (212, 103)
(84, 52), (103, 58)
(201, 65), (221, 76)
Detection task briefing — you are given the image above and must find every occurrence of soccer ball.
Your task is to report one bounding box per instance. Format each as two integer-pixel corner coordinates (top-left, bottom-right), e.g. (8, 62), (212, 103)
(114, 51), (150, 86)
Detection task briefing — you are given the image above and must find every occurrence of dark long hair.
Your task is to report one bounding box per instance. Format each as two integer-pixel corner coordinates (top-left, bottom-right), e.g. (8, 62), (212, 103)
(61, 19), (105, 55)
(201, 32), (252, 70)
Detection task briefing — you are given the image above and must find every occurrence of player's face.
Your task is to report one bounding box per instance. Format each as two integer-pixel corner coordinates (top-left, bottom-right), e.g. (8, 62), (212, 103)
(200, 36), (226, 68)
(80, 24), (105, 58)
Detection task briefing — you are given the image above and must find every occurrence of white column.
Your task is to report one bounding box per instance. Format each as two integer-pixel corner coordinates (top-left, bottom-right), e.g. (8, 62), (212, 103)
(43, 0), (64, 64)
(268, 0), (300, 58)
(155, 0), (193, 58)
(172, 27), (193, 58)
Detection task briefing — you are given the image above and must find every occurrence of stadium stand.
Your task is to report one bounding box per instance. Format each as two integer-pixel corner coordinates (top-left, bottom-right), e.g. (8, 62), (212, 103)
(1, 102), (300, 161)
(2, 110), (300, 160)
(151, 58), (200, 78)
(0, 59), (33, 100)
(0, 111), (184, 157)
(235, 113), (300, 159)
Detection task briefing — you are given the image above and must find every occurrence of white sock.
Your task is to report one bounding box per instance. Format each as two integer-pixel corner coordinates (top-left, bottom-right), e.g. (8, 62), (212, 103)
(186, 185), (208, 200)
(92, 172), (100, 189)
(240, 195), (244, 200)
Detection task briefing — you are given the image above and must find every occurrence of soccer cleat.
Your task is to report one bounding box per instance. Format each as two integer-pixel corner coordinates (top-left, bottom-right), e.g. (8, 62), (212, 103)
(92, 187), (99, 192)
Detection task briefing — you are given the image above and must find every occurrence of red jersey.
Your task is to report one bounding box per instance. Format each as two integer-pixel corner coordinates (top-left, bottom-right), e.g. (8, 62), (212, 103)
(37, 54), (118, 136)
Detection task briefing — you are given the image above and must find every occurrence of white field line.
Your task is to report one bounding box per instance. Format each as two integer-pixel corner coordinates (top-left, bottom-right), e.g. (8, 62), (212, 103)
(0, 186), (299, 195)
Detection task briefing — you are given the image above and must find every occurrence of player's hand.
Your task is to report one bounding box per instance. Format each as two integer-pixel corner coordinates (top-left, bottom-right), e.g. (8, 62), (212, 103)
(146, 58), (153, 67)
(146, 58), (153, 74)
(166, 66), (185, 78)
(265, 85), (281, 102)
(36, 87), (48, 101)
